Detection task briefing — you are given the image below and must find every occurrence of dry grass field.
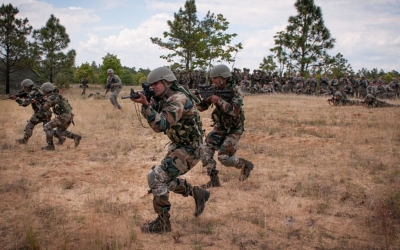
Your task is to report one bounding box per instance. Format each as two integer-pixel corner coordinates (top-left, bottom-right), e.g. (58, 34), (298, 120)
(0, 85), (400, 250)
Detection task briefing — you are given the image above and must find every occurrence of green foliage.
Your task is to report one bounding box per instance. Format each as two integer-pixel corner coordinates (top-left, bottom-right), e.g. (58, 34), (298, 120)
(99, 53), (122, 85)
(150, 0), (241, 70)
(270, 0), (335, 75)
(120, 69), (134, 85)
(32, 14), (76, 83)
(0, 3), (33, 94)
(74, 62), (95, 83)
(259, 55), (277, 72)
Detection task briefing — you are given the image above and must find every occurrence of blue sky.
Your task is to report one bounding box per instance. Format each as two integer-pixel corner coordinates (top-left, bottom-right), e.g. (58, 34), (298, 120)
(6, 0), (400, 72)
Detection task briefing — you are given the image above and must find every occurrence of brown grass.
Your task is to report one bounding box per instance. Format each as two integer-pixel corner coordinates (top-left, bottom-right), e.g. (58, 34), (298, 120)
(0, 85), (399, 250)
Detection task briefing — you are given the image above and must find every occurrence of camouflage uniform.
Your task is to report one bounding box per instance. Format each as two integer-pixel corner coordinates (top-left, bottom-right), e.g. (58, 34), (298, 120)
(389, 78), (399, 98)
(197, 73), (253, 188)
(15, 87), (64, 144)
(305, 75), (317, 93)
(107, 73), (122, 109)
(328, 91), (362, 106)
(363, 94), (400, 108)
(42, 86), (81, 150)
(80, 76), (89, 96)
(359, 77), (369, 98)
(142, 87), (206, 210)
(330, 76), (339, 90)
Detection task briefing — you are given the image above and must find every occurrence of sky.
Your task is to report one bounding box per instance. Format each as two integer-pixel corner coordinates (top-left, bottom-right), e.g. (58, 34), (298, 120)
(6, 0), (400, 73)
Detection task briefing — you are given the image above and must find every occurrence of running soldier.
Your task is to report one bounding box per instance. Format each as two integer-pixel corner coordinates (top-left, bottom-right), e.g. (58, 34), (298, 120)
(80, 75), (89, 96)
(196, 65), (254, 188)
(12, 79), (65, 145)
(131, 67), (210, 233)
(106, 68), (122, 109)
(40, 82), (81, 150)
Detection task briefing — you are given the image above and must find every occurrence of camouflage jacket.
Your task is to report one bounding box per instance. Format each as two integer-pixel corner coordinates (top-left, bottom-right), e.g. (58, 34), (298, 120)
(141, 88), (203, 146)
(43, 93), (73, 116)
(16, 87), (50, 118)
(196, 81), (245, 133)
(364, 98), (400, 108)
(106, 75), (122, 91)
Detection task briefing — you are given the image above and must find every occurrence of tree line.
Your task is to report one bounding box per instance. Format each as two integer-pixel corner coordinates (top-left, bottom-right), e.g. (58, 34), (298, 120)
(1, 0), (398, 94)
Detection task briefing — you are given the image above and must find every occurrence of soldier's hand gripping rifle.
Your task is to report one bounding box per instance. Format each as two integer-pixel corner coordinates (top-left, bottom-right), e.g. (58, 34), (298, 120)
(121, 82), (154, 102)
(2, 90), (28, 100)
(327, 96), (336, 106)
(193, 84), (233, 101)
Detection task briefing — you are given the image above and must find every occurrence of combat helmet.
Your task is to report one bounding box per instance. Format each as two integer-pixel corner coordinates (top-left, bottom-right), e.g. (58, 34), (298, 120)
(21, 79), (34, 88)
(147, 67), (177, 85)
(210, 65), (231, 78)
(107, 69), (114, 74)
(41, 82), (55, 92)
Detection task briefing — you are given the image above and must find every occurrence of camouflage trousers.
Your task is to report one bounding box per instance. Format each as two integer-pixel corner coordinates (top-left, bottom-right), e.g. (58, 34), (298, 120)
(22, 113), (51, 140)
(43, 113), (79, 144)
(359, 87), (368, 98)
(81, 85), (88, 95)
(148, 142), (202, 214)
(109, 88), (122, 109)
(201, 128), (243, 174)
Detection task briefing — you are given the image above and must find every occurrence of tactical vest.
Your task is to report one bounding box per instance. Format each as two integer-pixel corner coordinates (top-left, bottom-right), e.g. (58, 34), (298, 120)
(159, 83), (204, 145)
(211, 82), (245, 132)
(52, 94), (73, 115)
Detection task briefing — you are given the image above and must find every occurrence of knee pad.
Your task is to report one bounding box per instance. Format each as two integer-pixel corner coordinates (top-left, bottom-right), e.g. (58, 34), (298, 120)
(147, 166), (171, 196)
(218, 154), (239, 167)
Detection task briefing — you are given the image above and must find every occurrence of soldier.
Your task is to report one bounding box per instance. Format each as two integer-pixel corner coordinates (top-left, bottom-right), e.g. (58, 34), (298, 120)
(12, 79), (65, 145)
(389, 77), (399, 98)
(350, 75), (359, 98)
(359, 75), (369, 98)
(343, 81), (354, 97)
(363, 94), (400, 108)
(328, 91), (362, 106)
(294, 80), (304, 94)
(196, 65), (254, 188)
(330, 75), (339, 90)
(320, 73), (330, 89)
(40, 82), (81, 150)
(304, 73), (317, 93)
(131, 67), (210, 233)
(80, 75), (89, 96)
(272, 77), (281, 93)
(374, 81), (388, 99)
(106, 69), (122, 109)
(339, 74), (350, 90)
(281, 80), (291, 94)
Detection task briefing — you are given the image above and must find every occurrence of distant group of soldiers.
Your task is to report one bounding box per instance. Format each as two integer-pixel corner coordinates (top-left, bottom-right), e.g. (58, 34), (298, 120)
(169, 68), (399, 101)
(236, 70), (399, 100)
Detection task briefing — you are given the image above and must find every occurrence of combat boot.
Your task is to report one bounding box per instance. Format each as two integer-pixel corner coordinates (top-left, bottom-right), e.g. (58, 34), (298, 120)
(239, 159), (254, 181)
(41, 142), (55, 151)
(16, 137), (28, 144)
(192, 186), (210, 217)
(74, 135), (82, 147)
(57, 137), (66, 145)
(201, 169), (221, 189)
(140, 213), (171, 233)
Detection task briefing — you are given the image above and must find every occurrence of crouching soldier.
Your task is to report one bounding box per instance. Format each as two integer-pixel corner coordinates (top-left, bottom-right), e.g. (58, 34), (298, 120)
(40, 82), (81, 150)
(12, 79), (65, 145)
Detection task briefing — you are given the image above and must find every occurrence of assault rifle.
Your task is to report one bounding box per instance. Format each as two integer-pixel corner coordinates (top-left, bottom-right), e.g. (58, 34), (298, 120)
(327, 96), (338, 106)
(121, 82), (154, 102)
(193, 84), (233, 100)
(105, 77), (117, 95)
(2, 90), (28, 100)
